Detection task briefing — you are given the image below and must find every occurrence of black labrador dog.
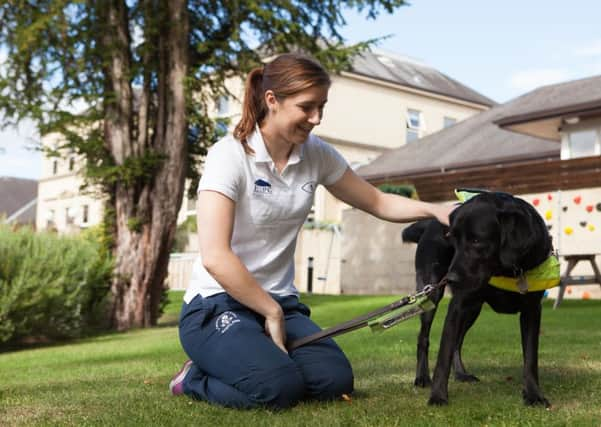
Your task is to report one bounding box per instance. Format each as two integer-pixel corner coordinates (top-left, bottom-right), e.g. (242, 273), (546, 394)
(402, 191), (553, 407)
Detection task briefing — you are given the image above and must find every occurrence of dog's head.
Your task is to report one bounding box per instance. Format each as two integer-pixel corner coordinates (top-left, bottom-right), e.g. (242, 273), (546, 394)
(446, 192), (551, 289)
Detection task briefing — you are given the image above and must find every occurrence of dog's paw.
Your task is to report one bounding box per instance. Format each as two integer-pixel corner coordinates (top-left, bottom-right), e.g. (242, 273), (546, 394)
(523, 391), (551, 408)
(414, 375), (432, 388)
(454, 372), (480, 383)
(427, 394), (448, 406)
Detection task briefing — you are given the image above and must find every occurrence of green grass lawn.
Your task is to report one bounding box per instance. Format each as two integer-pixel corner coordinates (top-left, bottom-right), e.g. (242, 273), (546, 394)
(1, 292), (600, 426)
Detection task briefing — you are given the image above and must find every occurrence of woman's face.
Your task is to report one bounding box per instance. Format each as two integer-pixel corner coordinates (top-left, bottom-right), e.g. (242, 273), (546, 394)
(265, 85), (329, 146)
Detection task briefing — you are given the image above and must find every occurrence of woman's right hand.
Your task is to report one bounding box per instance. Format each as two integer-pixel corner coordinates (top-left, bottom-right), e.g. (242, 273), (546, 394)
(264, 308), (287, 354)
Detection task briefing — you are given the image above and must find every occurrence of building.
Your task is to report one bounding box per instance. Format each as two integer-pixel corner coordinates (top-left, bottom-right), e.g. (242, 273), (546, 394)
(35, 50), (494, 291)
(35, 133), (104, 232)
(344, 74), (601, 299)
(0, 176), (37, 227)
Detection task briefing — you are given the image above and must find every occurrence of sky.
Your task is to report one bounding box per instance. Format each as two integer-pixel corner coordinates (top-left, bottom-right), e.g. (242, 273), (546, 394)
(1, 0), (600, 180)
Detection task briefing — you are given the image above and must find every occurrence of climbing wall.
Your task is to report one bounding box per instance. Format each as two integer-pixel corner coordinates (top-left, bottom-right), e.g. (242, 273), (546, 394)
(521, 187), (601, 300)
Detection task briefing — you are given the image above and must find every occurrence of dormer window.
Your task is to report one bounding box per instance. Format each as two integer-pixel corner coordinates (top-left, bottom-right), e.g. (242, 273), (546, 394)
(561, 122), (601, 160)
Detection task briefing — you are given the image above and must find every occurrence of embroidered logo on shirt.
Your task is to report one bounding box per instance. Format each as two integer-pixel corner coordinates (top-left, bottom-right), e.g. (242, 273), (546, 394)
(254, 178), (272, 194)
(215, 311), (241, 334)
(301, 181), (317, 194)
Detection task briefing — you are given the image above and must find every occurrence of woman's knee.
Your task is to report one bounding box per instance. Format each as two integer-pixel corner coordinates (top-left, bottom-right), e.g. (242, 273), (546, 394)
(319, 362), (354, 399)
(243, 365), (306, 409)
(303, 354), (354, 400)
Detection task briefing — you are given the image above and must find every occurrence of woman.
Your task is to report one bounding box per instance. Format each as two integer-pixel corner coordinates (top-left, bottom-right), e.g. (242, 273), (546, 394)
(169, 53), (452, 409)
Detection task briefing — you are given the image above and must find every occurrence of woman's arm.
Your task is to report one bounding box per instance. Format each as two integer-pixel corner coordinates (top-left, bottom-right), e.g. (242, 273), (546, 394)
(197, 190), (287, 353)
(326, 168), (453, 225)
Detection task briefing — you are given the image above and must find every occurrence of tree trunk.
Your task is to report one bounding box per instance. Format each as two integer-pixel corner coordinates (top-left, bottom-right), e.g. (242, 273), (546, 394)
(106, 0), (189, 330)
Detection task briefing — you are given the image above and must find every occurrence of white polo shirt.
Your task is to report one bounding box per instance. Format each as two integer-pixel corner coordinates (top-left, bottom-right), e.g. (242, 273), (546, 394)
(184, 129), (348, 303)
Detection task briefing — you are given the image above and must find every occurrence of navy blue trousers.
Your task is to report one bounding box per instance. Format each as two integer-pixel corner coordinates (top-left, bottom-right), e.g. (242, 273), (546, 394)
(178, 293), (354, 409)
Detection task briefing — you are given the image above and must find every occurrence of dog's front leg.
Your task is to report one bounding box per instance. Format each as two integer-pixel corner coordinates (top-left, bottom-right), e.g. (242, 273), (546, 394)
(453, 303), (482, 382)
(415, 286), (445, 387)
(520, 298), (550, 407)
(415, 307), (437, 387)
(429, 298), (463, 405)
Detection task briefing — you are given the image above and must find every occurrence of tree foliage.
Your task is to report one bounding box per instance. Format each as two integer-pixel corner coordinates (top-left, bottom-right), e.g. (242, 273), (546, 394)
(0, 0), (407, 329)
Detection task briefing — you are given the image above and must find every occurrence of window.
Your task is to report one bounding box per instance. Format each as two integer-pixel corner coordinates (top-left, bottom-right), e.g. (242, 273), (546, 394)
(82, 205), (89, 224)
(406, 109), (421, 143)
(46, 209), (55, 228)
(52, 160), (58, 175)
(217, 95), (229, 116)
(66, 207), (75, 225)
(69, 157), (75, 171)
(568, 129), (598, 158)
(444, 116), (457, 128)
(560, 120), (601, 160)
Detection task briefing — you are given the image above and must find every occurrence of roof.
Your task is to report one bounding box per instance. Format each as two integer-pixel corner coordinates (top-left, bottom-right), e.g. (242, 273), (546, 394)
(349, 50), (496, 107)
(494, 74), (601, 140)
(357, 98), (560, 181)
(0, 176), (38, 224)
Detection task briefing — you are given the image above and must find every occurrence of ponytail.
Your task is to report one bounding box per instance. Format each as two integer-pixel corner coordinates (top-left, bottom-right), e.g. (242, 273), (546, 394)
(233, 67), (265, 154)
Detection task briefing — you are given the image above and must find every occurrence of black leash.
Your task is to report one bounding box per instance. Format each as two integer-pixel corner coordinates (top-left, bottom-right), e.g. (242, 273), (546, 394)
(286, 277), (447, 351)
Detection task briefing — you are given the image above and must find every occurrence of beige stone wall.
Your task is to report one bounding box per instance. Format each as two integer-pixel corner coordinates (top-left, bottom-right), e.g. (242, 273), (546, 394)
(340, 208), (416, 295)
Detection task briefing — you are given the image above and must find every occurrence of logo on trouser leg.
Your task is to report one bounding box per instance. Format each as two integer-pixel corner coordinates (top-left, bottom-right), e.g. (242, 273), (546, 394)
(215, 311), (240, 334)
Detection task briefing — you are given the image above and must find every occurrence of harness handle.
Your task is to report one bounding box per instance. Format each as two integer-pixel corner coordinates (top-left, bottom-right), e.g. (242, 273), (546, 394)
(286, 276), (447, 351)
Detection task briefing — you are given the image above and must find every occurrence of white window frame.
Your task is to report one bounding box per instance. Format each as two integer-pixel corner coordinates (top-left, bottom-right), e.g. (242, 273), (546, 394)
(66, 207), (76, 226)
(46, 209), (55, 229)
(406, 109), (422, 143)
(82, 204), (89, 225)
(444, 116), (457, 128)
(560, 119), (601, 160)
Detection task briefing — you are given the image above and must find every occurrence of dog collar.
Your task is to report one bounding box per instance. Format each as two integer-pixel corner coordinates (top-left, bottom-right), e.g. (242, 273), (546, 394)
(489, 255), (560, 293)
(454, 188), (486, 202)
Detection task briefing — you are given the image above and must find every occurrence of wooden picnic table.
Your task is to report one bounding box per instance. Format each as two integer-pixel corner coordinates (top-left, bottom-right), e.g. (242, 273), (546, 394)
(553, 254), (601, 309)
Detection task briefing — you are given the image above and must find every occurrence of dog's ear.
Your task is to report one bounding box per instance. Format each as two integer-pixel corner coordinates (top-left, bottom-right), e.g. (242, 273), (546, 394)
(497, 206), (536, 271)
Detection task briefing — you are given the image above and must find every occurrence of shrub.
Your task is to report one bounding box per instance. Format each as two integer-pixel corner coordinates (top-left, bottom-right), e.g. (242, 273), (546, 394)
(0, 224), (113, 346)
(171, 215), (197, 253)
(378, 183), (418, 199)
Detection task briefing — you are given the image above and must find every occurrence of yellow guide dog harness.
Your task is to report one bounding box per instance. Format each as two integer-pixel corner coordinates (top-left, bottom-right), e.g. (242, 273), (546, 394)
(455, 189), (561, 293)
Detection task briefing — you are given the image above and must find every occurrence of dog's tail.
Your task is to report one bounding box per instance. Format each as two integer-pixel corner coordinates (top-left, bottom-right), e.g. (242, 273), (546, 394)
(402, 221), (429, 243)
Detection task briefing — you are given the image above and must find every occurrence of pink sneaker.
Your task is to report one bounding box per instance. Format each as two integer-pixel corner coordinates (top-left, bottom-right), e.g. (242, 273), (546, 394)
(169, 360), (193, 396)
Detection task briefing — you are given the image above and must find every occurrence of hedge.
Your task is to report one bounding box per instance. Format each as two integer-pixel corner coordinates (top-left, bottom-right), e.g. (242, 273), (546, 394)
(0, 224), (113, 346)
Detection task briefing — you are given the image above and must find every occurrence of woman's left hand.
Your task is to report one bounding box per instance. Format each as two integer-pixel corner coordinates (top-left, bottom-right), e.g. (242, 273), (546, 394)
(432, 203), (456, 226)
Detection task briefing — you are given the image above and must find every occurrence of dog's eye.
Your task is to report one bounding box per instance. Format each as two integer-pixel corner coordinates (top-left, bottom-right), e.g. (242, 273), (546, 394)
(471, 238), (480, 244)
